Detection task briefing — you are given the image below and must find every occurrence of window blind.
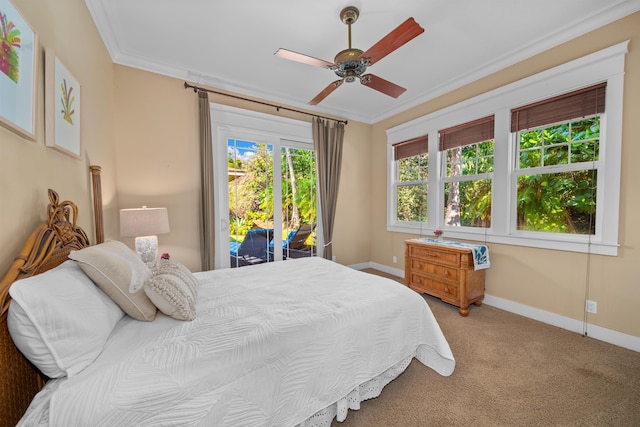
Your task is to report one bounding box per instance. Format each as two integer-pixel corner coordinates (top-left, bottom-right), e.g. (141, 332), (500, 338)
(393, 135), (428, 161)
(511, 82), (606, 132)
(439, 115), (495, 151)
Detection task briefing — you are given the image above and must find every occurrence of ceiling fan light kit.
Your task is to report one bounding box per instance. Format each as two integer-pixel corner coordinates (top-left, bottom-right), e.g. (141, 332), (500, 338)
(275, 6), (424, 105)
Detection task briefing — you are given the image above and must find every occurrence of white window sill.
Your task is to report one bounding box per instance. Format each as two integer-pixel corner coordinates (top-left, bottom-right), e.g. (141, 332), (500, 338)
(387, 224), (618, 256)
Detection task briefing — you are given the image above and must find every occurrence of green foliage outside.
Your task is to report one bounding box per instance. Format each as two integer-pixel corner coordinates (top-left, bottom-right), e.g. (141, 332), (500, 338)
(396, 154), (428, 222)
(444, 179), (492, 227)
(516, 118), (599, 234)
(228, 143), (316, 243)
(444, 140), (494, 227)
(282, 147), (317, 228)
(229, 144), (273, 238)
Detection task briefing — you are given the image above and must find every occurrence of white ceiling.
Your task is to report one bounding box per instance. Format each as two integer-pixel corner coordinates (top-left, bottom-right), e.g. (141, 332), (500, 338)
(85, 0), (640, 124)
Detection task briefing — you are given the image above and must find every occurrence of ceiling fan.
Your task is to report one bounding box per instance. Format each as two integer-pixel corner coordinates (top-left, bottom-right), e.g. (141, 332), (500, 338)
(275, 6), (424, 105)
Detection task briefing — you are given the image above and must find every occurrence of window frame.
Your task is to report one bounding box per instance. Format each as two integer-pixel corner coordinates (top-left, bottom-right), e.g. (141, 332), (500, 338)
(386, 41), (627, 256)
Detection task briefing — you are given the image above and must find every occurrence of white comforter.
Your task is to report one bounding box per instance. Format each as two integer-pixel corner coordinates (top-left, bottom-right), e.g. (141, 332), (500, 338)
(22, 257), (455, 426)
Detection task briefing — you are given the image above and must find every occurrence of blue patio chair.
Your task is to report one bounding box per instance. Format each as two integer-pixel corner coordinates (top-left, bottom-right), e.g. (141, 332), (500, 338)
(269, 224), (316, 259)
(230, 228), (273, 267)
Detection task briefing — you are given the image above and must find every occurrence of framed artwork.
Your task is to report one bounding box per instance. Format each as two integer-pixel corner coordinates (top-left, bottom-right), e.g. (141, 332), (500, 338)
(45, 47), (81, 158)
(0, 0), (37, 140)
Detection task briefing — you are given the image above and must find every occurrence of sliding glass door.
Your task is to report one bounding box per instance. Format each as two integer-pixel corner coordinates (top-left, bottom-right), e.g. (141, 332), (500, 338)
(226, 139), (317, 268)
(212, 104), (320, 269)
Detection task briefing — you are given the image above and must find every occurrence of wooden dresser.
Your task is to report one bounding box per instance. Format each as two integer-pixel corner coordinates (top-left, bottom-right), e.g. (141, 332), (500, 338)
(405, 239), (485, 316)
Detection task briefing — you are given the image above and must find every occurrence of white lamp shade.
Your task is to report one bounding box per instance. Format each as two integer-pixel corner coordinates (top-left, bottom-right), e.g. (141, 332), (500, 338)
(120, 207), (170, 237)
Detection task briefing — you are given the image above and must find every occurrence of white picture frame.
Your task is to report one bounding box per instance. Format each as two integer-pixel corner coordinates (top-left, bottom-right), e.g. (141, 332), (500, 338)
(45, 47), (81, 158)
(0, 0), (37, 140)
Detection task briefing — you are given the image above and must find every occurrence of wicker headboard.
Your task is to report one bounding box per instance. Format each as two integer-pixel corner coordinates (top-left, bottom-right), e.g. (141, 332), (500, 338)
(0, 166), (103, 427)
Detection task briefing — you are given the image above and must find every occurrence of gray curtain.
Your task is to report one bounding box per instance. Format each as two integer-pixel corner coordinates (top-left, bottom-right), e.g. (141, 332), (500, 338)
(198, 91), (215, 270)
(313, 117), (345, 260)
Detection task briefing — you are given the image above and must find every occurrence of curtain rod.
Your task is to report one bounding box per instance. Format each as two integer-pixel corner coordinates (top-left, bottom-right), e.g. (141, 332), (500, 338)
(184, 82), (348, 125)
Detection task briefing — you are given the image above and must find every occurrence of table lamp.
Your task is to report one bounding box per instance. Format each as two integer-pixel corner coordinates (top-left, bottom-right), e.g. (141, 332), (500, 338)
(120, 206), (170, 269)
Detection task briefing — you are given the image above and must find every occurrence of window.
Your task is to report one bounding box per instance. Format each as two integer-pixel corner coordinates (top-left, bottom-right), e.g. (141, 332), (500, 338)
(440, 116), (494, 228)
(515, 118), (600, 234)
(512, 84), (604, 235)
(386, 41), (627, 256)
(392, 136), (428, 223)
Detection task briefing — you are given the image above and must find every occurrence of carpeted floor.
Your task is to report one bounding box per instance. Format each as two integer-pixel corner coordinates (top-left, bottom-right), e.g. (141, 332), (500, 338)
(331, 269), (640, 427)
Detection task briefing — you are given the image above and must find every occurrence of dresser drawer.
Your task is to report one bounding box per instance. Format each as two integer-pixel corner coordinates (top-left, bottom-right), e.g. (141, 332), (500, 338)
(409, 273), (459, 299)
(407, 245), (460, 267)
(410, 258), (459, 282)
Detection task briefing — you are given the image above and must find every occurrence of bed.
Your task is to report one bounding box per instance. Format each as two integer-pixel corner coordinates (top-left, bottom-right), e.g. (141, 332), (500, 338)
(0, 167), (455, 427)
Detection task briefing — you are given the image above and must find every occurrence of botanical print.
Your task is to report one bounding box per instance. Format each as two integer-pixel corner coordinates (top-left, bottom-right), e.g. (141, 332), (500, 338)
(0, 10), (20, 83)
(45, 48), (81, 158)
(52, 56), (80, 155)
(0, 0), (36, 139)
(60, 78), (75, 125)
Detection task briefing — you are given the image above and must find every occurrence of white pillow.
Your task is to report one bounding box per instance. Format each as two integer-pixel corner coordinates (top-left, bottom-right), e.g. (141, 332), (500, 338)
(144, 260), (199, 321)
(8, 260), (124, 378)
(69, 240), (157, 321)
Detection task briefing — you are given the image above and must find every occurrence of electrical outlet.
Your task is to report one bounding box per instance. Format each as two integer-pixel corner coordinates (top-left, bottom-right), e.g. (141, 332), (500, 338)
(331, 255), (336, 262)
(392, 256), (397, 264)
(586, 300), (597, 314)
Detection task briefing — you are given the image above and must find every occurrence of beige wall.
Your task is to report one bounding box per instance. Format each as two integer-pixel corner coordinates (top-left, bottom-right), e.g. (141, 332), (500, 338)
(371, 12), (640, 338)
(112, 67), (373, 271)
(113, 68), (201, 270)
(0, 0), (117, 275)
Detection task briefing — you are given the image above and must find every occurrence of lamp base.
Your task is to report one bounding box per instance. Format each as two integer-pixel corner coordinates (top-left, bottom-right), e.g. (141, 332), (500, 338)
(135, 235), (159, 270)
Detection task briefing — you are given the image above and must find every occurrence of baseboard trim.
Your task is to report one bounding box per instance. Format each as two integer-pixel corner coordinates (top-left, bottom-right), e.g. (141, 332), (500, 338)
(483, 295), (640, 352)
(351, 261), (640, 352)
(351, 261), (405, 278)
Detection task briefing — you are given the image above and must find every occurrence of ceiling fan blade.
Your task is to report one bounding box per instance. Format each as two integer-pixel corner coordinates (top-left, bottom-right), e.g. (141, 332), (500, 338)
(359, 17), (424, 66)
(309, 79), (344, 105)
(275, 48), (336, 69)
(360, 74), (406, 98)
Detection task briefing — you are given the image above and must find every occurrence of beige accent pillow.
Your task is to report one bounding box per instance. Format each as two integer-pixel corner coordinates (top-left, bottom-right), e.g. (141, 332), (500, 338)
(144, 260), (199, 321)
(69, 240), (157, 321)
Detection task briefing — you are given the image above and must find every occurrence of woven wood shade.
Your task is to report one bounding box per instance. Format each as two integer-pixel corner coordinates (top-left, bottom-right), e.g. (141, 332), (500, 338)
(511, 82), (606, 132)
(439, 116), (495, 151)
(393, 135), (428, 161)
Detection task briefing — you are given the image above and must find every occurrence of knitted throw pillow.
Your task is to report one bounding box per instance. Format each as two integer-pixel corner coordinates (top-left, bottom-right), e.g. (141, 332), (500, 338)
(144, 260), (199, 321)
